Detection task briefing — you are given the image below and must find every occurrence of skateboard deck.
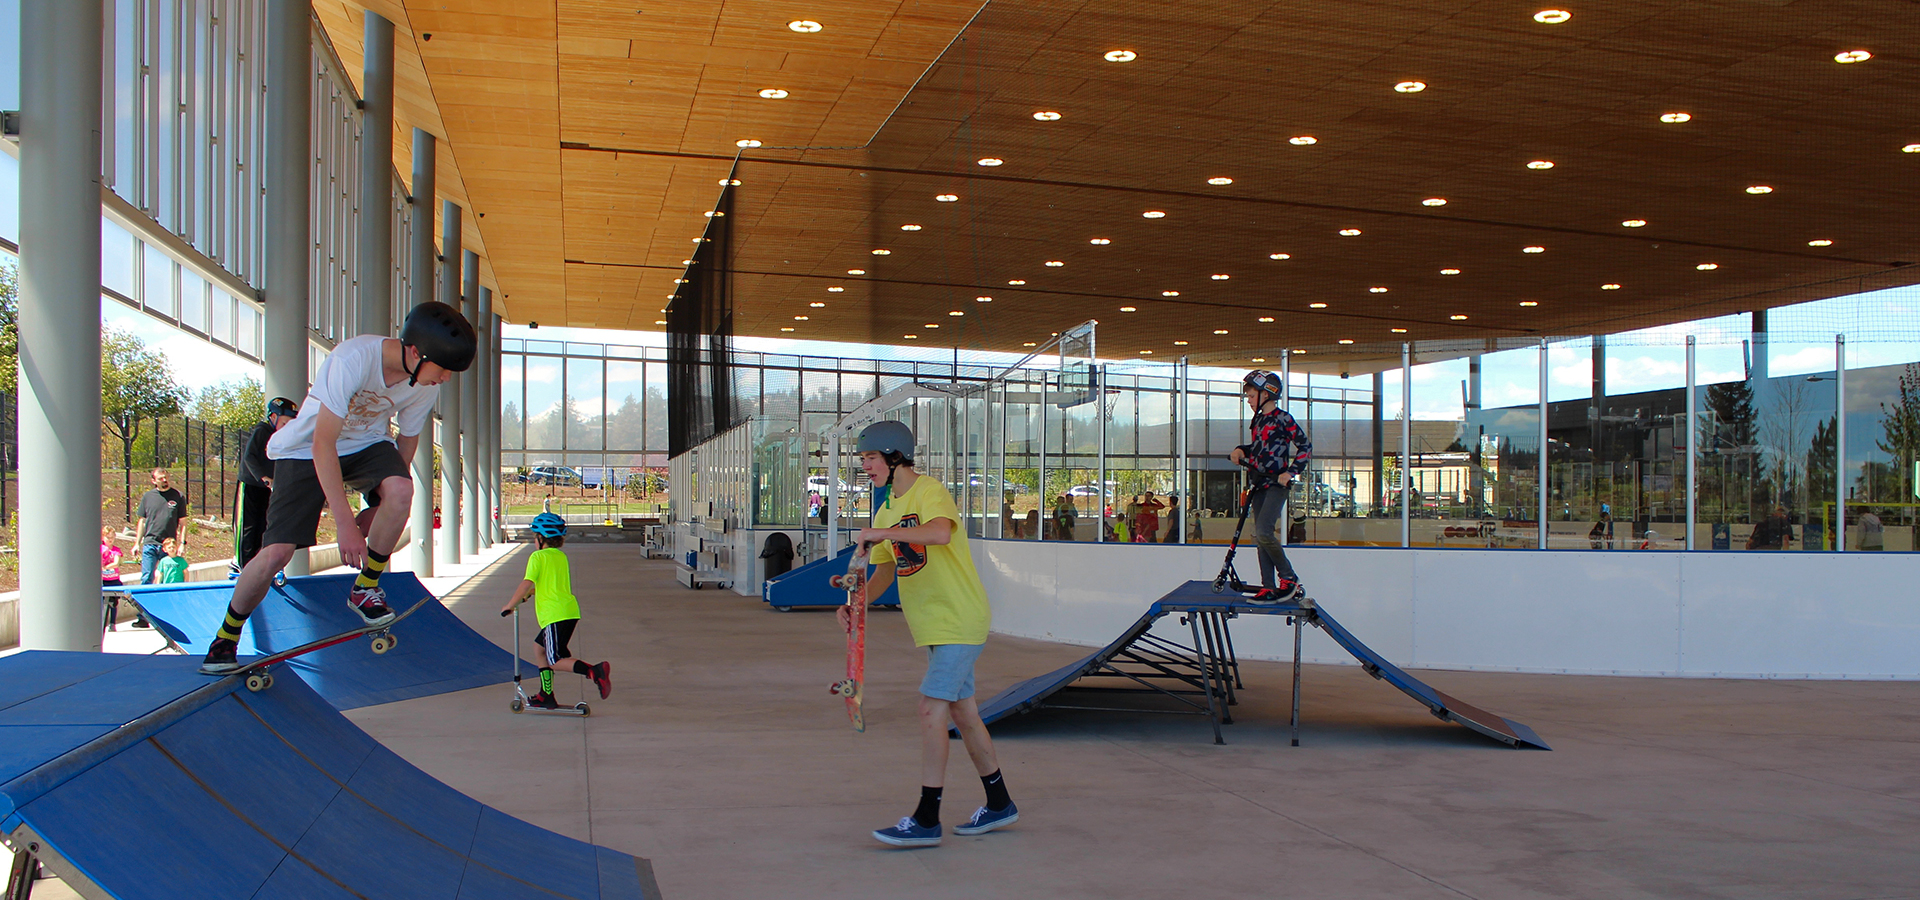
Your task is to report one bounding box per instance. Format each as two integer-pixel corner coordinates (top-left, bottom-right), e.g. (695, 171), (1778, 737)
(828, 546), (869, 732)
(230, 592), (433, 693)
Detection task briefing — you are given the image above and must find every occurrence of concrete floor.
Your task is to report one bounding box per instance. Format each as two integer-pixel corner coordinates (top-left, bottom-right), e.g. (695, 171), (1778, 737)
(18, 543), (1918, 899)
(341, 545), (1920, 900)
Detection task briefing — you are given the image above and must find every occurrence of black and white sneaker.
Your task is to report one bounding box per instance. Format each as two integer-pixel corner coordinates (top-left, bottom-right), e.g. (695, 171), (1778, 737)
(199, 637), (241, 675)
(348, 585), (396, 627)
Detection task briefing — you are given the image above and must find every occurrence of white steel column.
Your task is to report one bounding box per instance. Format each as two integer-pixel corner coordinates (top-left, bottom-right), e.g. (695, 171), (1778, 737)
(493, 313), (506, 541)
(476, 287), (495, 549)
(1538, 339), (1549, 549)
(266, 0), (311, 578)
(1400, 343), (1412, 548)
(16, 0), (105, 650)
(1685, 336), (1697, 550)
(407, 130), (436, 576)
(459, 251), (481, 557)
(355, 11), (394, 336)
(438, 202), (463, 566)
(1835, 335), (1846, 552)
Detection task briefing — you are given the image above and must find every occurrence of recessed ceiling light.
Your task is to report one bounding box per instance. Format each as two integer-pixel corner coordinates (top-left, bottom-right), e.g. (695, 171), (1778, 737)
(1519, 301), (1539, 307)
(827, 286), (845, 293)
(976, 296), (993, 302)
(1660, 112), (1691, 124)
(1338, 339), (1355, 345)
(1697, 263), (1719, 270)
(1142, 210), (1166, 218)
(718, 178), (742, 186)
(1269, 253), (1291, 260)
(1023, 341), (1037, 347)
(1258, 316), (1275, 323)
(1289, 135), (1317, 145)
(900, 224), (922, 231)
(1161, 290), (1180, 297)
(736, 139), (762, 148)
(1290, 350), (1307, 355)
(1208, 177), (1234, 185)
(949, 310), (964, 316)
(1009, 279), (1026, 285)
(793, 315), (809, 321)
(1745, 185), (1773, 194)
(681, 259), (694, 265)
(1450, 314), (1468, 320)
(1391, 328), (1408, 333)
(781, 327), (796, 332)
(1440, 268), (1461, 275)
(1601, 283), (1622, 290)
(1214, 329), (1230, 335)
(655, 319), (667, 325)
(1835, 50), (1871, 64)
(1394, 81), (1426, 93)
(935, 193), (959, 202)
(1422, 197), (1447, 207)
(1533, 9), (1571, 23)
(1090, 238), (1111, 245)
(1045, 260), (1065, 267)
(976, 157), (1004, 167)
(1309, 302), (1328, 309)
(925, 323), (939, 329)
(758, 88), (789, 99)
(1033, 111), (1062, 121)
(1526, 160), (1554, 170)
(674, 278), (688, 284)
(1120, 306), (1137, 312)
(1174, 340), (1189, 346)
(871, 249), (890, 256)
(788, 20), (823, 33)
(1211, 274), (1230, 280)
(1808, 239), (1833, 247)
(847, 268), (865, 275)
(905, 334), (918, 339)
(703, 210), (724, 217)
(1523, 245), (1545, 253)
(1904, 144), (1920, 153)
(1365, 287), (1386, 294)
(1338, 228), (1362, 236)
(810, 301), (826, 307)
(1622, 219), (1647, 228)
(1104, 50), (1136, 62)
(1140, 350), (1154, 355)
(1253, 357), (1268, 362)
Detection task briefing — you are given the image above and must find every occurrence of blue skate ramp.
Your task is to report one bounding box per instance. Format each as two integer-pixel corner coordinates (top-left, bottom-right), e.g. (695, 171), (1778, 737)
(0, 651), (661, 900)
(108, 572), (518, 710)
(976, 580), (1548, 749)
(762, 544), (899, 609)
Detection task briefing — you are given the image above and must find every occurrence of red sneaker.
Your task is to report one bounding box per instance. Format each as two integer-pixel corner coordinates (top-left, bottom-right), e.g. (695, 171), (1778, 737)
(591, 662), (612, 700)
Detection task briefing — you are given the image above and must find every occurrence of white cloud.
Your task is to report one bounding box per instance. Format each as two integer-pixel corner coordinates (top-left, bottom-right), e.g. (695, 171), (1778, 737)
(103, 303), (260, 393)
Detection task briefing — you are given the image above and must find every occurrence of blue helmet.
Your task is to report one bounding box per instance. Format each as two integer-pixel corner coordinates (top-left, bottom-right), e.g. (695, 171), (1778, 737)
(529, 513), (567, 538)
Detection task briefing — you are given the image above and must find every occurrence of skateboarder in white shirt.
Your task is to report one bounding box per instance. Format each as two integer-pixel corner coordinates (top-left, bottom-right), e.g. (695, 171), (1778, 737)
(200, 302), (477, 674)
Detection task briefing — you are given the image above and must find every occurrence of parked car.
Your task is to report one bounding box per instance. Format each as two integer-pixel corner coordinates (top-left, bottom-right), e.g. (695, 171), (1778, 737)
(524, 465), (582, 486)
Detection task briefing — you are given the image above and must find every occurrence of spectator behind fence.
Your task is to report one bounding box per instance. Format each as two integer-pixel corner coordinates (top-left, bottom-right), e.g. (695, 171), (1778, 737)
(157, 537), (189, 584)
(1159, 495), (1181, 543)
(1134, 491), (1164, 542)
(1747, 504), (1794, 550)
(1859, 509), (1884, 551)
(1023, 508), (1039, 540)
(135, 468), (188, 584)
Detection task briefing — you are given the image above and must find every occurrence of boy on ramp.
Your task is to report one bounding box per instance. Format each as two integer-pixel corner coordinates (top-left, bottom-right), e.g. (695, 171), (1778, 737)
(1228, 369), (1313, 604)
(841, 421), (1019, 848)
(499, 513), (612, 706)
(199, 302), (476, 674)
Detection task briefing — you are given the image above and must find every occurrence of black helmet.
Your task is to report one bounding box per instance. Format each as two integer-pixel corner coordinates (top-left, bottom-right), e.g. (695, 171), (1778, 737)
(399, 301), (478, 384)
(1243, 369), (1282, 399)
(266, 396), (299, 420)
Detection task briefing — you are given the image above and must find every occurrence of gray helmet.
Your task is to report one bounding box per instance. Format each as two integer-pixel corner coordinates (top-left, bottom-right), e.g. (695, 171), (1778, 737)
(856, 420), (915, 461)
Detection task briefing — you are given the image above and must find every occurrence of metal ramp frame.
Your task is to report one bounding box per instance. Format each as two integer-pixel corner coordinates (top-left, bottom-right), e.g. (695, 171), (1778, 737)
(973, 581), (1550, 749)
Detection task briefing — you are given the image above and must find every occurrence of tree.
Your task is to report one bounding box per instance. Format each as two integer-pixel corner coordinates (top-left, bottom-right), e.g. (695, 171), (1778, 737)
(1876, 363), (1920, 503)
(0, 257), (16, 395)
(101, 328), (188, 471)
(191, 377), (265, 431)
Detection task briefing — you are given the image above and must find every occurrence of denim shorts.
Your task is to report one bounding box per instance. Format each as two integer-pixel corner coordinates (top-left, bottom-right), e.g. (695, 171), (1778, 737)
(920, 643), (985, 701)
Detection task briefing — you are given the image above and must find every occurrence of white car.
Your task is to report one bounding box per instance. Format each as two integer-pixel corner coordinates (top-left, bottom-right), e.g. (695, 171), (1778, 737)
(806, 475), (858, 495)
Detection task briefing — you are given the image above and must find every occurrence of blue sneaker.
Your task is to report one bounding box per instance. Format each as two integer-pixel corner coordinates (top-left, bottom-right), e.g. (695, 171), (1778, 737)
(953, 803), (1019, 835)
(871, 816), (941, 847)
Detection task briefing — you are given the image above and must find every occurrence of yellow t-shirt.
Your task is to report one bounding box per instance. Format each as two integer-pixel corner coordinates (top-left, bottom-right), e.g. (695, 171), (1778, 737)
(523, 547), (582, 627)
(870, 475), (991, 647)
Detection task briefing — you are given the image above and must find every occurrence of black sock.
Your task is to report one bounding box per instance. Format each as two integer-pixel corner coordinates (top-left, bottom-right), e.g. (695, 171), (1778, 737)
(571, 660), (592, 676)
(912, 786), (941, 828)
(982, 770), (1012, 811)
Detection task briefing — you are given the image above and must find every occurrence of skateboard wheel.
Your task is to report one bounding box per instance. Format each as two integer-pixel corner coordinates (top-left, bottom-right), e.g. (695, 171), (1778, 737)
(370, 635), (392, 655)
(262, 673), (274, 690)
(384, 633), (400, 649)
(510, 698), (524, 713)
(245, 673), (266, 693)
(576, 703), (591, 716)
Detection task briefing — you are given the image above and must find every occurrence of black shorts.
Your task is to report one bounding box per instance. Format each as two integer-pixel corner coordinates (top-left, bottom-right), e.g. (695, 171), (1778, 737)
(259, 442), (409, 549)
(535, 619), (579, 666)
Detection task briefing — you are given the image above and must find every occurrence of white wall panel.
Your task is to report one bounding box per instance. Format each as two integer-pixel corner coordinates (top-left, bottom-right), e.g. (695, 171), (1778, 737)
(1678, 553), (1920, 678)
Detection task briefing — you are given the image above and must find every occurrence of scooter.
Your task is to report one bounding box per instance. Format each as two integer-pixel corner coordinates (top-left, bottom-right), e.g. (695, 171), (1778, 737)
(503, 605), (591, 716)
(1211, 461), (1270, 594)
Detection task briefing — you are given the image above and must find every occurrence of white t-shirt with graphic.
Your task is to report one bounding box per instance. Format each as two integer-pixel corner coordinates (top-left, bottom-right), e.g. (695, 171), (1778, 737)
(268, 334), (440, 460)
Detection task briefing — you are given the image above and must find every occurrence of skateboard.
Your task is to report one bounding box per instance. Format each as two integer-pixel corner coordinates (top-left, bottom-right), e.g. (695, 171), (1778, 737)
(504, 604), (590, 716)
(827, 543), (870, 732)
(232, 593), (432, 693)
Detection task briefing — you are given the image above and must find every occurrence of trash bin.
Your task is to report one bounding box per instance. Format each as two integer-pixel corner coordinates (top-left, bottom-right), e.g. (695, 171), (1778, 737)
(760, 532), (795, 580)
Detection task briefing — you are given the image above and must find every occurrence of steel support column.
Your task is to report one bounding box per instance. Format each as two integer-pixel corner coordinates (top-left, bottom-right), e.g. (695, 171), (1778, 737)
(459, 251), (481, 557)
(17, 0), (105, 650)
(1685, 336), (1697, 550)
(437, 203), (463, 566)
(1400, 343), (1412, 548)
(265, 0), (311, 578)
(354, 11), (394, 337)
(476, 287), (494, 549)
(407, 129), (436, 576)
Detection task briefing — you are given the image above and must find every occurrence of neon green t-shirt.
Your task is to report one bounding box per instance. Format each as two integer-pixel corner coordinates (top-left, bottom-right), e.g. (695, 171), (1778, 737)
(157, 555), (188, 584)
(870, 475), (990, 647)
(523, 547), (582, 627)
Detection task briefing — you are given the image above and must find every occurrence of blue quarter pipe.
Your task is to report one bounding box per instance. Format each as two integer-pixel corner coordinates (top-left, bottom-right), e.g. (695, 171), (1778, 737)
(109, 573), (517, 710)
(762, 544), (899, 609)
(975, 580), (1549, 749)
(0, 652), (659, 900)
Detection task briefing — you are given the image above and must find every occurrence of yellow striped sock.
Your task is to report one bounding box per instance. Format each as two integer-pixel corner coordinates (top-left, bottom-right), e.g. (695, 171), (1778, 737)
(353, 549), (390, 590)
(215, 609), (248, 643)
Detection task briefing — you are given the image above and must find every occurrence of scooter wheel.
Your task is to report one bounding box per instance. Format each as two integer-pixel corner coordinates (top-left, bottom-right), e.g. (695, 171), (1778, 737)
(510, 698), (524, 713)
(576, 702), (591, 716)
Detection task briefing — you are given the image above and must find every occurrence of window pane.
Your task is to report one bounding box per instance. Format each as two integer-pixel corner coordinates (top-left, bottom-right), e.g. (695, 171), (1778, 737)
(143, 244), (176, 317)
(566, 356), (603, 451)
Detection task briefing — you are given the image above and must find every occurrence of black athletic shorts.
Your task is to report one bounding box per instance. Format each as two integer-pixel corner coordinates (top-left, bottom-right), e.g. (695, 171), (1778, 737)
(259, 442), (409, 549)
(535, 619), (579, 666)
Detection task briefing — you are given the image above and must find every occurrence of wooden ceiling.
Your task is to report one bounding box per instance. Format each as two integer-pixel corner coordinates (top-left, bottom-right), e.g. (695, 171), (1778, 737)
(328, 0), (1920, 367)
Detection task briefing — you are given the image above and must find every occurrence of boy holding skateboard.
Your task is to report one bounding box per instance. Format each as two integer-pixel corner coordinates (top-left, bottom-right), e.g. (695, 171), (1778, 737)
(500, 513), (612, 705)
(1228, 370), (1312, 603)
(841, 421), (1018, 847)
(199, 302), (477, 674)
